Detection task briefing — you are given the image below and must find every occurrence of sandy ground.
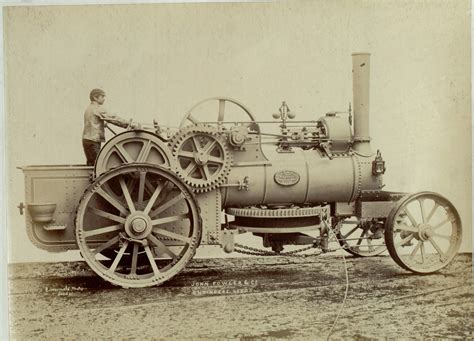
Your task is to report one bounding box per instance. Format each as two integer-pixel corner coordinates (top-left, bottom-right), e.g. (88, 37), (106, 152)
(8, 253), (473, 340)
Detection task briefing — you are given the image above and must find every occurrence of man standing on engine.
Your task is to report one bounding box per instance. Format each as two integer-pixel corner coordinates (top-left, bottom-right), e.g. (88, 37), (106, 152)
(82, 88), (132, 166)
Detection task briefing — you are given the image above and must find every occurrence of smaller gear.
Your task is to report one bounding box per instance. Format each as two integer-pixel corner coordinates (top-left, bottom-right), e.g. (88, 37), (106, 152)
(171, 125), (232, 193)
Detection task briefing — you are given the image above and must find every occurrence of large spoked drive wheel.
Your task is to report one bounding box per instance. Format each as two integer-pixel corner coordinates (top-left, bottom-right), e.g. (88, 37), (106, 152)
(384, 192), (462, 274)
(76, 164), (201, 288)
(336, 218), (386, 257)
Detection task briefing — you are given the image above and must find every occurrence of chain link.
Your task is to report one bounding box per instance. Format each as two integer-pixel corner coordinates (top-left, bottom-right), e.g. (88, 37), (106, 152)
(234, 243), (321, 257)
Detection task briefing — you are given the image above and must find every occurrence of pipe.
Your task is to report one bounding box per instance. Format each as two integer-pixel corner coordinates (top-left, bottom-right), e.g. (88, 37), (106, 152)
(352, 53), (373, 156)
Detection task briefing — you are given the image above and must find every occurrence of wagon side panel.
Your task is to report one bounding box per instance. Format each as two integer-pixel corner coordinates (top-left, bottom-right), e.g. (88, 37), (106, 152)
(22, 165), (92, 252)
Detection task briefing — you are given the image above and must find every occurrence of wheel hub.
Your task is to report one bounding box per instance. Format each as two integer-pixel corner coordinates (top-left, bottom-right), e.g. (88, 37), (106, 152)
(131, 217), (147, 233)
(125, 212), (153, 239)
(418, 223), (433, 241)
(195, 152), (209, 165)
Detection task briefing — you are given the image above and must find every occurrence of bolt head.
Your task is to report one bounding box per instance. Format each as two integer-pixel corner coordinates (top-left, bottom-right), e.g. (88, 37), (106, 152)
(131, 217), (147, 233)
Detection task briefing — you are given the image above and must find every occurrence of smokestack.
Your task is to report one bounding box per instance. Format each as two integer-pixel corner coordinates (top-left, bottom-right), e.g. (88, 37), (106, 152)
(352, 53), (373, 155)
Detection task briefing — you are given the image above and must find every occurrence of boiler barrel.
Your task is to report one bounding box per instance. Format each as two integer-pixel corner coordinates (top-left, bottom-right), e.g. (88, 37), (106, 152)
(221, 148), (380, 207)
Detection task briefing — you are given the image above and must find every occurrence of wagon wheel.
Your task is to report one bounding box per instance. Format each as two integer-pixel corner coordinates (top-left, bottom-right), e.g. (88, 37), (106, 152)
(76, 164), (201, 288)
(180, 97), (260, 133)
(336, 218), (386, 257)
(94, 130), (175, 177)
(384, 192), (462, 274)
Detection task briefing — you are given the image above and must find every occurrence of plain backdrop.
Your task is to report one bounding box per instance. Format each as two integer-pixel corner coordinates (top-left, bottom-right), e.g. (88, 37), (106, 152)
(4, 1), (471, 262)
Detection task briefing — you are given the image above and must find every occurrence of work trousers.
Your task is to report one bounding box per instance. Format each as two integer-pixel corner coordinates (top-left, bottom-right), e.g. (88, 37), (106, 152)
(82, 139), (101, 166)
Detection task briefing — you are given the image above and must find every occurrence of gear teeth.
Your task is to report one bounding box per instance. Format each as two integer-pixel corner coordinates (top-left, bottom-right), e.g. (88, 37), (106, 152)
(170, 124), (233, 193)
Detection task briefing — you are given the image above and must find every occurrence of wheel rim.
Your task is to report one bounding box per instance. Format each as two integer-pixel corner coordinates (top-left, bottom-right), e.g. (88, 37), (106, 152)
(94, 131), (175, 177)
(385, 192), (462, 274)
(76, 164), (201, 288)
(336, 218), (386, 257)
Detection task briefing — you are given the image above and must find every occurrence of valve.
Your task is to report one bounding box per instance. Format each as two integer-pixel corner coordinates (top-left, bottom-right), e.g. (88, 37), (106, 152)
(272, 101), (295, 126)
(274, 102), (296, 153)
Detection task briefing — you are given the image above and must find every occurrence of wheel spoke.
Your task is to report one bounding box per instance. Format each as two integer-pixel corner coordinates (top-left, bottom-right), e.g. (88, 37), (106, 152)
(178, 151), (195, 159)
(420, 242), (425, 263)
(402, 207), (418, 227)
(197, 165), (206, 180)
(150, 193), (185, 218)
(429, 237), (447, 261)
(153, 227), (191, 243)
(418, 199), (426, 223)
(409, 240), (422, 258)
(93, 235), (120, 255)
(115, 144), (134, 163)
(208, 156), (224, 164)
(432, 217), (450, 231)
(83, 224), (123, 238)
(119, 178), (136, 213)
(96, 188), (128, 216)
(203, 165), (212, 180)
(431, 232), (451, 240)
(218, 99), (225, 122)
(90, 207), (126, 224)
(342, 225), (360, 239)
(191, 136), (201, 152)
(136, 140), (152, 163)
(187, 114), (198, 125)
(144, 182), (164, 215)
(396, 233), (415, 247)
(109, 241), (129, 273)
(148, 234), (178, 260)
(395, 224), (418, 233)
(151, 213), (189, 226)
(138, 172), (146, 205)
(130, 243), (139, 275)
(366, 238), (374, 252)
(202, 140), (217, 154)
(426, 203), (439, 223)
(144, 245), (161, 275)
(356, 229), (367, 246)
(145, 179), (157, 196)
(184, 162), (197, 177)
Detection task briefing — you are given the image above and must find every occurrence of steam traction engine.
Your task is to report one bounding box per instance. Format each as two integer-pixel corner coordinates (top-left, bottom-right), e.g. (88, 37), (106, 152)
(20, 54), (462, 288)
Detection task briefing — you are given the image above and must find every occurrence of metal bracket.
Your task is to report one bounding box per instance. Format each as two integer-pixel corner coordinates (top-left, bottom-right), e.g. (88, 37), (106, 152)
(207, 230), (220, 245)
(17, 202), (25, 215)
(219, 229), (239, 253)
(320, 142), (333, 160)
(220, 176), (250, 191)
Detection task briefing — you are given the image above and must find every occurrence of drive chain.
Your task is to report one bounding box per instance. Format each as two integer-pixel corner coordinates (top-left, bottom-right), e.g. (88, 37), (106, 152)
(234, 243), (321, 257)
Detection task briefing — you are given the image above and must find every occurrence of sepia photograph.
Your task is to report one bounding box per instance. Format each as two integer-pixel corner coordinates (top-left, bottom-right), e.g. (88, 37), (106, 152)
(3, 0), (472, 339)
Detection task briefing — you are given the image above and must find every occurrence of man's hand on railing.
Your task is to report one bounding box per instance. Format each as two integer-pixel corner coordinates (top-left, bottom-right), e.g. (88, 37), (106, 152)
(127, 119), (142, 130)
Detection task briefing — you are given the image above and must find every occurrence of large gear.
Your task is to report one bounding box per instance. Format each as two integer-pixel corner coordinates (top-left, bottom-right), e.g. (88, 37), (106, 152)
(226, 206), (326, 218)
(171, 125), (233, 193)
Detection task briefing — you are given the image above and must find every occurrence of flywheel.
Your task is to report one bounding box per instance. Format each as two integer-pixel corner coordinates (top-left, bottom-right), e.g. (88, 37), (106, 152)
(95, 130), (175, 178)
(170, 125), (233, 193)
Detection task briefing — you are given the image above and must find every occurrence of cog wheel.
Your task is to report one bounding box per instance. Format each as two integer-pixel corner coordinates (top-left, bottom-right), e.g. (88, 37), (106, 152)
(226, 206), (324, 218)
(171, 125), (232, 193)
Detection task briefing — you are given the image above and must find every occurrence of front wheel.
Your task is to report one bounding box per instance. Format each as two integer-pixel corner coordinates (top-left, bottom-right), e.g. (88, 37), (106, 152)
(384, 192), (462, 274)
